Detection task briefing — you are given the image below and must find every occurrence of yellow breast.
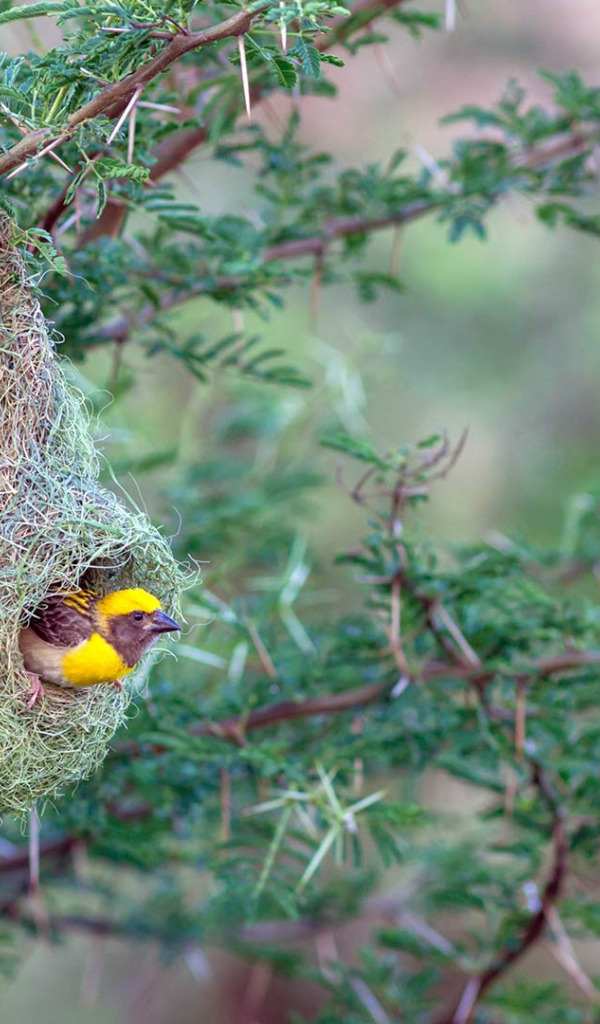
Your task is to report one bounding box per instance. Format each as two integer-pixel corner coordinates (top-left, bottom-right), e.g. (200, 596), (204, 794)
(61, 633), (132, 687)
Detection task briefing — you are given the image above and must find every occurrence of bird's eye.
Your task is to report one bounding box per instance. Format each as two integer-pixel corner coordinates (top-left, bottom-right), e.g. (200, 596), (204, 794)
(132, 611), (144, 622)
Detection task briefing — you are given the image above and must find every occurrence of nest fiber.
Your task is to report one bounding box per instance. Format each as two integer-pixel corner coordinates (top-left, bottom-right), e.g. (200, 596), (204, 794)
(0, 218), (182, 815)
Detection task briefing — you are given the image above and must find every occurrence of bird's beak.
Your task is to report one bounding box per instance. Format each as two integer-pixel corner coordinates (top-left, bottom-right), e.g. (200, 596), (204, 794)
(148, 609), (181, 634)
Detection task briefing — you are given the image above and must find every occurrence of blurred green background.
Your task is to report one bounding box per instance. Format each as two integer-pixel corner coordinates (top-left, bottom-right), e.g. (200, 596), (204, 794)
(3, 1), (600, 1020)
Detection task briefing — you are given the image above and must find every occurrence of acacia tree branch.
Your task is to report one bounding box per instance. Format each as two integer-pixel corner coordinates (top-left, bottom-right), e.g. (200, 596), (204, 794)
(195, 679), (387, 741)
(86, 197), (440, 344)
(194, 647), (600, 742)
(0, 5), (269, 180)
(150, 0), (413, 176)
(402, 505), (573, 1024)
(261, 202), (438, 260)
(99, 645), (599, 759)
(431, 764), (567, 1024)
(0, 647), (590, 964)
(79, 0), (413, 242)
(161, 0), (414, 171)
(88, 118), (600, 349)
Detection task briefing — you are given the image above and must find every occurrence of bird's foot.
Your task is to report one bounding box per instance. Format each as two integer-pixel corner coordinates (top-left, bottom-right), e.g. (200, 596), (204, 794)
(113, 679), (123, 691)
(25, 672), (44, 709)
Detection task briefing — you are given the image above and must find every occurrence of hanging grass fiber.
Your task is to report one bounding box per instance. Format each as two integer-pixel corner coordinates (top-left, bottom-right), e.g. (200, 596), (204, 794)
(0, 217), (182, 815)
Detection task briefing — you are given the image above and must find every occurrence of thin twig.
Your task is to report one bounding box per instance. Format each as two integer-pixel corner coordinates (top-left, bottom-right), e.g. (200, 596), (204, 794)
(544, 906), (600, 1002)
(192, 680), (387, 740)
(28, 807), (40, 894)
(220, 767), (231, 841)
(431, 765), (568, 1024)
(310, 249), (324, 329)
(515, 677), (526, 760)
(433, 603), (481, 669)
(246, 620), (278, 679)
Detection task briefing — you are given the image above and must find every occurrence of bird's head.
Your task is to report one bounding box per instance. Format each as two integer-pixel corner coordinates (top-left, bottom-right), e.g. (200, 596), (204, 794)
(96, 588), (181, 667)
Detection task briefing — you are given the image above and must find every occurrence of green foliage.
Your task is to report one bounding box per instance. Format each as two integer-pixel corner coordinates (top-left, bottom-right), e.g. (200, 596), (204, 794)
(2, 4), (600, 1022)
(0, 2), (72, 26)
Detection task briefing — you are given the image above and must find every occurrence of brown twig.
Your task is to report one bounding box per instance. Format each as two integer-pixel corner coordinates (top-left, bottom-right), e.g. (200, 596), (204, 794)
(0, 647), (595, 926)
(220, 767), (231, 841)
(178, 646), (600, 746)
(430, 763), (568, 1024)
(245, 620), (278, 680)
(85, 198), (440, 346)
(104, 646), (600, 758)
(262, 202), (437, 262)
(192, 679), (387, 742)
(515, 677), (526, 760)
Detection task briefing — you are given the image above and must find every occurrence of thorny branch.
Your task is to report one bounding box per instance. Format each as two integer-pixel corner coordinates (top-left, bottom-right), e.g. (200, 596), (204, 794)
(0, 644), (595, 871)
(431, 764), (568, 1024)
(195, 647), (600, 742)
(342, 447), (581, 1022)
(82, 118), (600, 353)
(0, 437), (593, 1014)
(90, 198), (437, 345)
(1, 15), (599, 1009)
(0, 514), (597, 1012)
(53, 0), (415, 242)
(0, 4), (270, 179)
(387, 491), (572, 1024)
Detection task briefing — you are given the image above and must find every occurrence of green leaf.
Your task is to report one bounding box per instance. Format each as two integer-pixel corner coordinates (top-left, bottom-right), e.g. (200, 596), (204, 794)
(320, 54), (345, 68)
(94, 159), (151, 183)
(96, 179), (107, 218)
(290, 37), (322, 79)
(320, 432), (386, 466)
(0, 85), (25, 101)
(0, 1), (71, 25)
(24, 228), (68, 275)
(392, 10), (441, 36)
(377, 927), (453, 960)
(355, 271), (404, 302)
(271, 54), (297, 89)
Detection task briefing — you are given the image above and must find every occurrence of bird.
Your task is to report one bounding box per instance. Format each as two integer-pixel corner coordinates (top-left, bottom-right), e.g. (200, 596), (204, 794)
(19, 586), (181, 708)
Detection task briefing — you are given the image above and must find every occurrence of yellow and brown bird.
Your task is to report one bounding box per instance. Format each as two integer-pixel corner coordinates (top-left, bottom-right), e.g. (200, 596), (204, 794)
(19, 587), (181, 708)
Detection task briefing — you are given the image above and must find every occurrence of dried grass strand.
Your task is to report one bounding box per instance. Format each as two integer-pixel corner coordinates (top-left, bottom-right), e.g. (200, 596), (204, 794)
(0, 216), (183, 815)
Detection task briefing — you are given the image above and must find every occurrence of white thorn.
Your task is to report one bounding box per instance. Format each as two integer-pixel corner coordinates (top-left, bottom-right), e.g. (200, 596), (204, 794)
(107, 85), (142, 146)
(280, 1), (287, 52)
(238, 35), (251, 122)
(127, 97), (137, 164)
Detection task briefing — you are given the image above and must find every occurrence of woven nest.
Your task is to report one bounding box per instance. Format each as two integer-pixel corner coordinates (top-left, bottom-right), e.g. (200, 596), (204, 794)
(0, 218), (183, 815)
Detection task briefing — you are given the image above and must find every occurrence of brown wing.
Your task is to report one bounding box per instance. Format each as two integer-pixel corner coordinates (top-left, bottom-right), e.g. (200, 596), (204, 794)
(29, 591), (94, 647)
